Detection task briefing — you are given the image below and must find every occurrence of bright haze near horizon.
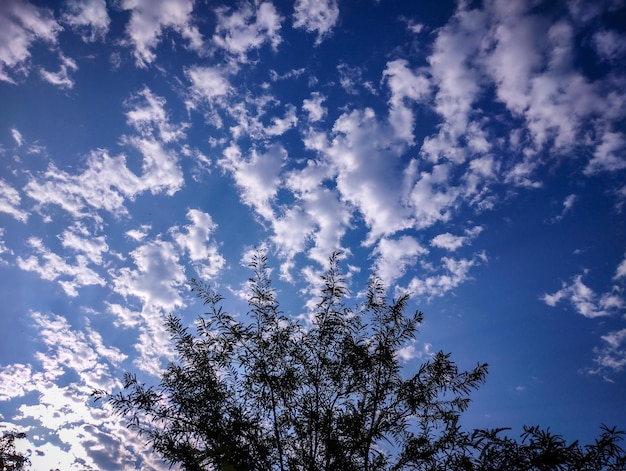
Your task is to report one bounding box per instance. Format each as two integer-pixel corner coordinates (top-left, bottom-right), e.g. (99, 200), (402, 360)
(0, 0), (625, 469)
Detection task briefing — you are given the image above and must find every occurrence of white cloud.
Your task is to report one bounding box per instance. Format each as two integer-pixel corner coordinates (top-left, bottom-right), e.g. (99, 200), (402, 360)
(218, 143), (285, 221)
(406, 254), (480, 299)
(614, 252), (626, 280)
(0, 228), (12, 261)
(0, 364), (33, 401)
(125, 87), (188, 143)
(382, 59), (430, 144)
(62, 0), (110, 42)
(292, 0), (339, 45)
(185, 65), (232, 110)
(0, 178), (28, 222)
(121, 0), (202, 67)
(406, 161), (461, 229)
(550, 194), (577, 222)
(593, 29), (626, 63)
(121, 136), (184, 196)
(212, 1), (282, 61)
(59, 223), (109, 265)
(302, 92), (327, 122)
(430, 226), (483, 251)
(39, 53), (78, 89)
(0, 0), (61, 83)
(585, 131), (626, 175)
(542, 273), (624, 318)
(24, 150), (143, 220)
(320, 108), (414, 244)
(421, 3), (486, 163)
(2, 311), (165, 470)
(170, 209), (226, 279)
(109, 238), (185, 375)
(16, 237), (106, 297)
(10, 127), (24, 146)
(589, 328), (626, 376)
(374, 236), (429, 287)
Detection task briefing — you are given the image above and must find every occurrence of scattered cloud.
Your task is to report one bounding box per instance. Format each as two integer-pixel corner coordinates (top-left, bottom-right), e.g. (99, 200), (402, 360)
(374, 235), (429, 287)
(10, 127), (24, 146)
(430, 226), (483, 251)
(109, 237), (185, 375)
(0, 178), (28, 222)
(542, 272), (623, 318)
(588, 328), (626, 377)
(62, 0), (110, 42)
(0, 0), (61, 83)
(39, 53), (78, 89)
(405, 254), (483, 300)
(302, 92), (327, 122)
(16, 237), (106, 297)
(121, 0), (202, 67)
(218, 143), (286, 221)
(212, 1), (282, 61)
(292, 0), (340, 45)
(170, 209), (226, 279)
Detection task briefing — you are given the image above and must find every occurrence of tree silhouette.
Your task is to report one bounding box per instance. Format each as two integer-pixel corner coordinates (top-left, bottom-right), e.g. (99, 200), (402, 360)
(0, 431), (29, 471)
(95, 251), (625, 470)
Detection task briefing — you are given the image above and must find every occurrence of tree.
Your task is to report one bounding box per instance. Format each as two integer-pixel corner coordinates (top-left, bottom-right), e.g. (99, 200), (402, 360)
(94, 251), (625, 470)
(0, 431), (30, 471)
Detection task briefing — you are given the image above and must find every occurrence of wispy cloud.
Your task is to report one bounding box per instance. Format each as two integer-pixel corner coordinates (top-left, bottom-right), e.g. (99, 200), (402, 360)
(541, 272), (623, 319)
(121, 0), (202, 67)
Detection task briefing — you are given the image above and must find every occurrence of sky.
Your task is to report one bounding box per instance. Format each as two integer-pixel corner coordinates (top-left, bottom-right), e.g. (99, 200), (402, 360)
(0, 0), (625, 468)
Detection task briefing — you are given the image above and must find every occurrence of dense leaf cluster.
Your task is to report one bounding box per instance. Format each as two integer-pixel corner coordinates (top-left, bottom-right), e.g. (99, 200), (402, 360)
(95, 252), (625, 470)
(0, 431), (29, 471)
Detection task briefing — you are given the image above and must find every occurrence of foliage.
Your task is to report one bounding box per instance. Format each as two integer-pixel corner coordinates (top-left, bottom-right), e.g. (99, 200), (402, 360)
(0, 431), (29, 471)
(94, 251), (625, 470)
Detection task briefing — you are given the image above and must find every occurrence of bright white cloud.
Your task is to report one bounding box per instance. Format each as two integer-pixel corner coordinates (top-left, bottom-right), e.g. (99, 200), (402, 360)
(24, 150), (143, 220)
(39, 53), (78, 89)
(542, 272), (623, 318)
(421, 3), (486, 163)
(406, 254), (481, 299)
(0, 0), (61, 83)
(0, 178), (28, 222)
(589, 328), (626, 376)
(10, 127), (24, 146)
(320, 108), (414, 244)
(4, 311), (165, 470)
(16, 237), (106, 297)
(585, 131), (626, 175)
(374, 236), (429, 287)
(382, 59), (430, 144)
(0, 364), (33, 401)
(109, 238), (185, 375)
(59, 223), (109, 265)
(292, 0), (339, 45)
(302, 92), (327, 122)
(185, 65), (232, 113)
(430, 226), (483, 251)
(171, 209), (226, 279)
(122, 0), (202, 67)
(212, 1), (282, 61)
(218, 143), (285, 221)
(125, 87), (188, 143)
(62, 0), (110, 42)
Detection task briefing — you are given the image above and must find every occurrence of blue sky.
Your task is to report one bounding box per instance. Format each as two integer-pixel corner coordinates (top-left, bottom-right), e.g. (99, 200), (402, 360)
(0, 0), (625, 468)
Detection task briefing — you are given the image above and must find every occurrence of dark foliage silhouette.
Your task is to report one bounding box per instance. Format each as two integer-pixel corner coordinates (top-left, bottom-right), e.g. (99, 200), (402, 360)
(95, 251), (625, 470)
